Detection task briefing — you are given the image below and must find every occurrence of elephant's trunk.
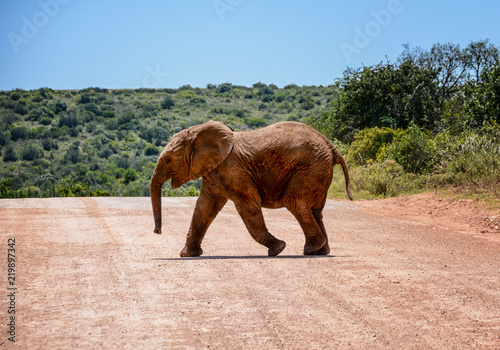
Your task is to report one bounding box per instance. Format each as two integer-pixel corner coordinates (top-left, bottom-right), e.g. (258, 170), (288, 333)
(150, 163), (170, 234)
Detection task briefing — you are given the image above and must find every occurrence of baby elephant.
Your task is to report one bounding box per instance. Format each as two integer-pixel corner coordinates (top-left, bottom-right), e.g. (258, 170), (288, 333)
(150, 120), (352, 257)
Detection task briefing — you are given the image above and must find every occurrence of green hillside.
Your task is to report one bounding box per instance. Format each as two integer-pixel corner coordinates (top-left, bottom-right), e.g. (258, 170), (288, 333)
(0, 83), (337, 197)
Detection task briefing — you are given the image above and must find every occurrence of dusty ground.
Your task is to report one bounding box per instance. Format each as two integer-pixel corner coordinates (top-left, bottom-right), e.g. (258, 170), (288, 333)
(0, 193), (499, 349)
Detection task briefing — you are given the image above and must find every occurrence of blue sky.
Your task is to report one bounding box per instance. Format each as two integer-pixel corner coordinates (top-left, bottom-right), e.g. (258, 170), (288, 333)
(1, 0), (500, 90)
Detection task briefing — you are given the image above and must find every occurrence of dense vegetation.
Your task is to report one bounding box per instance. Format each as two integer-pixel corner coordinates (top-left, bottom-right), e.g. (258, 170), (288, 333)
(313, 40), (499, 200)
(0, 83), (336, 198)
(1, 40), (498, 201)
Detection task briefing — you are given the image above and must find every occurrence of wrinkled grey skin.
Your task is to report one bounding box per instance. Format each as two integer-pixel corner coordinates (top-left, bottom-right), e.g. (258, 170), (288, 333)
(150, 120), (352, 257)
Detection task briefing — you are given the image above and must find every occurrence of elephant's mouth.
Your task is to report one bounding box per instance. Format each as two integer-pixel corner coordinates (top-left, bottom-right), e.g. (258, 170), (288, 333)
(171, 173), (182, 189)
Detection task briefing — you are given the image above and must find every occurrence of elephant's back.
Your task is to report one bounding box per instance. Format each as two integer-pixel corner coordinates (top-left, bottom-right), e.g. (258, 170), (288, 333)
(234, 122), (334, 174)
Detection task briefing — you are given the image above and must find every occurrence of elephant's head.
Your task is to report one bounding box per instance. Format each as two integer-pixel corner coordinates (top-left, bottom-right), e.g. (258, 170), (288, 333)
(150, 121), (234, 234)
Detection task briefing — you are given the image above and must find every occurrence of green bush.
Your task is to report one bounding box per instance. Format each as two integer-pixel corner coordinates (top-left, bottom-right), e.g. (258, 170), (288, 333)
(55, 177), (111, 197)
(2, 146), (18, 162)
(439, 130), (500, 186)
(382, 125), (434, 174)
(346, 127), (397, 165)
(144, 144), (159, 156)
(246, 117), (267, 128)
(21, 144), (44, 161)
(10, 126), (28, 141)
(161, 95), (175, 109)
(124, 168), (137, 184)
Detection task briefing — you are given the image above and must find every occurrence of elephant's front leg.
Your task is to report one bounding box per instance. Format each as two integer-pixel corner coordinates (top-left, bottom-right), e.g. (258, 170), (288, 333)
(234, 201), (286, 257)
(180, 190), (227, 257)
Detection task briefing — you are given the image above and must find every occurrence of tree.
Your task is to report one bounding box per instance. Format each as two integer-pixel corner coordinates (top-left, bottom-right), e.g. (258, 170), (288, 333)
(64, 141), (82, 164)
(42, 138), (59, 151)
(151, 125), (171, 146)
(2, 145), (17, 162)
(10, 126), (28, 141)
(21, 144), (44, 161)
(425, 42), (469, 106)
(465, 39), (499, 83)
(54, 101), (67, 113)
(79, 94), (91, 104)
(313, 61), (438, 142)
(124, 168), (137, 184)
(246, 117), (267, 128)
(161, 95), (175, 109)
(217, 83), (232, 93)
(59, 112), (80, 128)
(400, 40), (499, 106)
(144, 144), (159, 156)
(464, 63), (500, 127)
(313, 40), (499, 142)
(98, 145), (114, 158)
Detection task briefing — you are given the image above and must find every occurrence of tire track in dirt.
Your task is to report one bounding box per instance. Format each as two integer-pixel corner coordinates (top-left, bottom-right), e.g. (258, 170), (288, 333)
(76, 197), (219, 348)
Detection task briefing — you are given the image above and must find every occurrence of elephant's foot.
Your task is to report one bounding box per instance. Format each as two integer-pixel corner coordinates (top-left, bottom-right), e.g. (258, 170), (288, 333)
(268, 239), (286, 257)
(303, 236), (327, 255)
(308, 242), (330, 255)
(180, 245), (203, 257)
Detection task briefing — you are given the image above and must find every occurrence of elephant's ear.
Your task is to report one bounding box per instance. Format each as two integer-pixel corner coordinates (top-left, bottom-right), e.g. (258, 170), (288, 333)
(188, 121), (234, 180)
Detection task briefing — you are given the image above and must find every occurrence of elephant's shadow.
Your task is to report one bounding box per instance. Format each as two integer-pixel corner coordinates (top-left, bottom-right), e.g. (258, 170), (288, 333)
(152, 254), (346, 261)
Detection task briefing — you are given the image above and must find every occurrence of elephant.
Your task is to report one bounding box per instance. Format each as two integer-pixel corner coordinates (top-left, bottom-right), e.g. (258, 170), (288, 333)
(150, 120), (352, 257)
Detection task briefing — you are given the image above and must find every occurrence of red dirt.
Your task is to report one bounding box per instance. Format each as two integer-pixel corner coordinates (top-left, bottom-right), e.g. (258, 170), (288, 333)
(1, 193), (499, 349)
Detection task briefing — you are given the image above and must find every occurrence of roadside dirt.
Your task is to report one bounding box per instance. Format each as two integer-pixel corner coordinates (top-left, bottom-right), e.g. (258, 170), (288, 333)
(1, 193), (499, 349)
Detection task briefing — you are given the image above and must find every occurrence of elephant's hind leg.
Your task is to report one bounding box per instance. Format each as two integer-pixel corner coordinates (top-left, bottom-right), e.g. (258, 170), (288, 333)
(291, 206), (327, 255)
(235, 202), (286, 257)
(312, 208), (330, 255)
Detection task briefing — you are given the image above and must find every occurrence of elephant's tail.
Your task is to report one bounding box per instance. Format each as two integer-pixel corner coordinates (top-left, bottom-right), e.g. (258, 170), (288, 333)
(331, 145), (353, 201)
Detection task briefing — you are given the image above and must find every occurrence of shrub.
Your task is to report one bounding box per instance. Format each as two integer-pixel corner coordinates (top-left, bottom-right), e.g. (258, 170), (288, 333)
(301, 100), (315, 110)
(54, 101), (67, 113)
(42, 139), (59, 151)
(347, 127), (397, 165)
(383, 125), (434, 174)
(59, 112), (80, 128)
(144, 144), (159, 156)
(10, 126), (28, 141)
(64, 141), (82, 164)
(339, 160), (419, 198)
(55, 178), (110, 197)
(98, 145), (114, 158)
(161, 95), (175, 109)
(13, 102), (28, 115)
(0, 131), (9, 146)
(124, 168), (137, 184)
(40, 117), (53, 125)
(439, 131), (500, 186)
(102, 107), (115, 118)
(217, 83), (232, 93)
(21, 144), (44, 161)
(275, 93), (286, 102)
(2, 145), (18, 162)
(246, 117), (267, 128)
(79, 94), (91, 104)
(84, 103), (100, 115)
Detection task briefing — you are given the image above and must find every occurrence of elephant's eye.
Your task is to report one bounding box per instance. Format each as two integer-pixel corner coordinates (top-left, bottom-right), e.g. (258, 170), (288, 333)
(165, 158), (172, 165)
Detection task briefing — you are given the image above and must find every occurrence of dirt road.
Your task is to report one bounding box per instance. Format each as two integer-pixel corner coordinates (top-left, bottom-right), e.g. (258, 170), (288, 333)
(1, 194), (499, 349)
